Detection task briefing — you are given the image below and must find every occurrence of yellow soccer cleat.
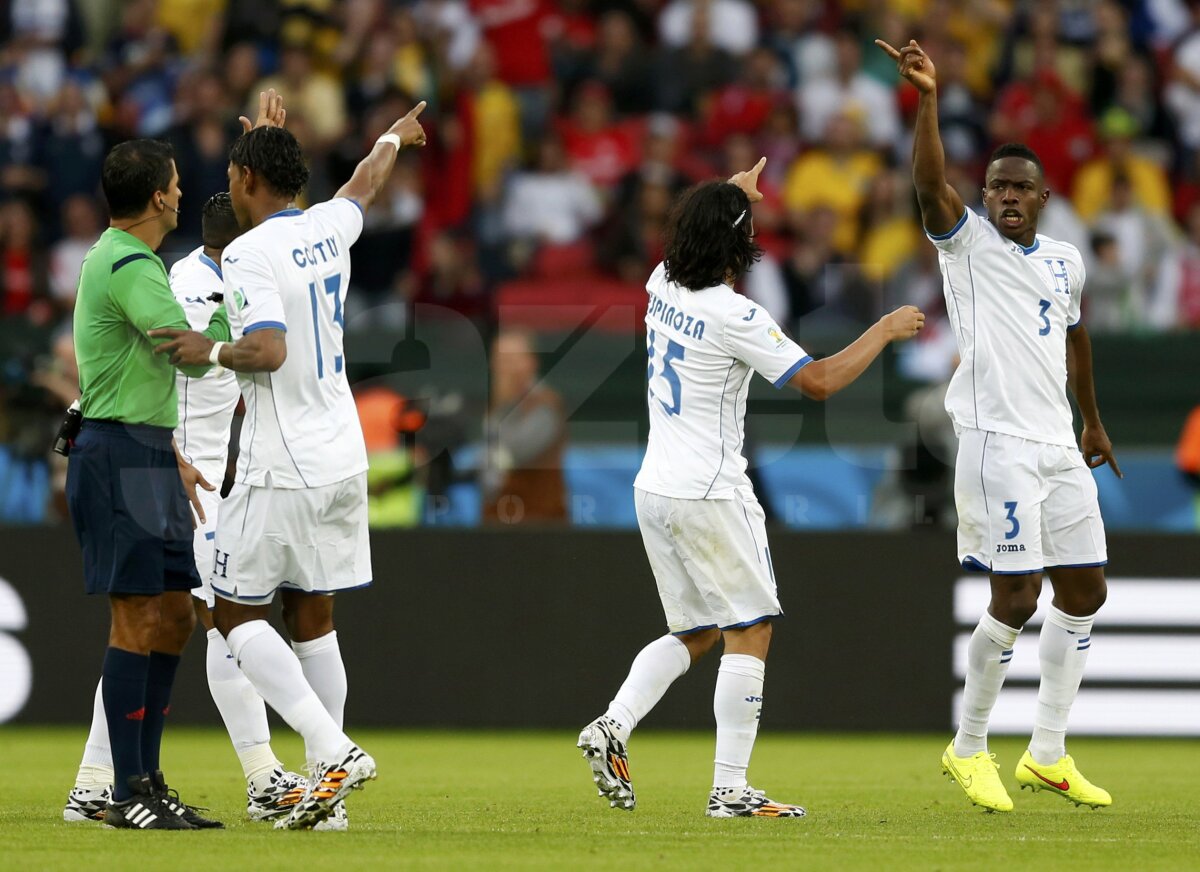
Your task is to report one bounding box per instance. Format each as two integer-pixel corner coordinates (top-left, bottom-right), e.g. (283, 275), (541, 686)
(941, 743), (1014, 812)
(1015, 750), (1112, 808)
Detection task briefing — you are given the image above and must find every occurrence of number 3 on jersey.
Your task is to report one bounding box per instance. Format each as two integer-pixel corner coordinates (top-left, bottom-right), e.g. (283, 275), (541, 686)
(308, 274), (344, 378)
(647, 328), (685, 415)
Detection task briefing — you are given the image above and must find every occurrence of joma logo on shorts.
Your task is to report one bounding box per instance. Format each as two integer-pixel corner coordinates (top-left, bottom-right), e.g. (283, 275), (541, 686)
(996, 544), (1026, 553)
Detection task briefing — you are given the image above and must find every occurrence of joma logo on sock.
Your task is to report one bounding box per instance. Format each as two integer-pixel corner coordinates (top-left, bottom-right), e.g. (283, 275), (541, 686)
(744, 696), (763, 703)
(995, 544), (1026, 553)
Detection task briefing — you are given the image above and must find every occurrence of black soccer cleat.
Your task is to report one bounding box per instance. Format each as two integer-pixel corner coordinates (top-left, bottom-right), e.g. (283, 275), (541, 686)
(104, 775), (195, 830)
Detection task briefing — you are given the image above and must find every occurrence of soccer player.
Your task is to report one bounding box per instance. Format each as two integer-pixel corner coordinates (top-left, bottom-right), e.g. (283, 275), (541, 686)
(64, 192), (305, 824)
(150, 102), (429, 830)
(877, 38), (1121, 812)
(67, 138), (230, 830)
(577, 158), (925, 817)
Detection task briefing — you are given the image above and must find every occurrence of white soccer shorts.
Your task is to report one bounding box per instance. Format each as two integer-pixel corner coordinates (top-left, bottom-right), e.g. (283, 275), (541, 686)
(635, 487), (782, 634)
(955, 427), (1107, 575)
(189, 459), (225, 609)
(210, 472), (373, 605)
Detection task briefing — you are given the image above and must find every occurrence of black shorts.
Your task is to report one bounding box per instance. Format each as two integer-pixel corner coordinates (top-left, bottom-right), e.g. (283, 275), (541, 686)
(65, 419), (200, 596)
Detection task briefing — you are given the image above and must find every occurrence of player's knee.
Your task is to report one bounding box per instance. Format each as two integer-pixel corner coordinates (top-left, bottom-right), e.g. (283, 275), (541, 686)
(160, 598), (197, 649)
(1061, 579), (1107, 617)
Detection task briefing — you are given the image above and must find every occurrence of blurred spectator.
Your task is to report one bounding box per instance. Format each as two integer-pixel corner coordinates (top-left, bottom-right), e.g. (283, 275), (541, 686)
(0, 199), (49, 322)
(601, 175), (672, 284)
(3, 0), (86, 106)
(558, 81), (639, 188)
(502, 134), (602, 257)
(997, 5), (1091, 98)
(783, 111), (882, 255)
(38, 75), (105, 212)
(356, 385), (423, 528)
(927, 38), (987, 166)
(482, 329), (567, 525)
(1088, 0), (1151, 118)
(101, 0), (179, 136)
(48, 194), (101, 311)
(1166, 0), (1200, 155)
(653, 4), (734, 115)
(800, 28), (900, 150)
(459, 43), (521, 202)
(576, 10), (655, 115)
(254, 37), (348, 151)
(1104, 54), (1174, 153)
(658, 0), (758, 57)
(991, 69), (1095, 196)
(470, 0), (557, 139)
(413, 231), (490, 328)
(857, 169), (920, 283)
(1072, 107), (1172, 222)
(413, 0), (481, 73)
(698, 48), (786, 147)
(764, 0), (835, 90)
(1151, 201), (1200, 330)
(0, 78), (42, 199)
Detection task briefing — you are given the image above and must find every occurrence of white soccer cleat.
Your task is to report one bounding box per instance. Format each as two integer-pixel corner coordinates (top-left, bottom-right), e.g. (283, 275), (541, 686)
(577, 716), (636, 811)
(706, 786), (806, 818)
(275, 746), (376, 830)
(63, 783), (112, 822)
(313, 801), (349, 831)
(247, 766), (308, 821)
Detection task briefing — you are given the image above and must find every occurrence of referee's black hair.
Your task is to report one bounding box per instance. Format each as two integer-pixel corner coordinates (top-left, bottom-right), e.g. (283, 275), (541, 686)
(201, 192), (240, 249)
(663, 181), (762, 291)
(102, 139), (176, 219)
(228, 126), (310, 199)
(988, 143), (1044, 178)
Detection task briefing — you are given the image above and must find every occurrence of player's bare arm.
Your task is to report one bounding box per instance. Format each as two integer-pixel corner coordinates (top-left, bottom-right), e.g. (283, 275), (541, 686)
(875, 38), (964, 235)
(1067, 324), (1122, 478)
(789, 306), (925, 401)
(150, 326), (286, 373)
(335, 100), (428, 214)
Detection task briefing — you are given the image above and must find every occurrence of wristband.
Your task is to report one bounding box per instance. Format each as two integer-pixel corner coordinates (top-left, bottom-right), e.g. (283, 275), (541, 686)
(377, 133), (402, 152)
(209, 341), (227, 368)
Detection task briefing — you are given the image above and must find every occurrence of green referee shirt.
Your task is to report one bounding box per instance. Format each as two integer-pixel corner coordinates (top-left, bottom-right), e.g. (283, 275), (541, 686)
(74, 228), (232, 428)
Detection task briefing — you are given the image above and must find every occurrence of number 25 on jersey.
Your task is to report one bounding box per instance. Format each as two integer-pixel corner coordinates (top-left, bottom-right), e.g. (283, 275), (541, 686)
(647, 328), (685, 416)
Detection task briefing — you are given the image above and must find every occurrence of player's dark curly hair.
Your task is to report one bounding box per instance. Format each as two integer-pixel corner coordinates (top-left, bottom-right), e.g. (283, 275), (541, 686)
(201, 192), (240, 248)
(663, 181), (762, 291)
(228, 126), (310, 198)
(988, 143), (1044, 177)
(102, 139), (175, 219)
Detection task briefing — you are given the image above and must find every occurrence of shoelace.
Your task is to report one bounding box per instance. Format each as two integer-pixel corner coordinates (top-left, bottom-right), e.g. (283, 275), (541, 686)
(160, 786), (211, 815)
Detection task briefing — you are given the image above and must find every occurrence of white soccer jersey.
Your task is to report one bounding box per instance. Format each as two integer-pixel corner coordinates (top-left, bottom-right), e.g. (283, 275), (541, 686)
(930, 208), (1084, 448)
(633, 262), (812, 499)
(169, 246), (240, 469)
(222, 199), (368, 489)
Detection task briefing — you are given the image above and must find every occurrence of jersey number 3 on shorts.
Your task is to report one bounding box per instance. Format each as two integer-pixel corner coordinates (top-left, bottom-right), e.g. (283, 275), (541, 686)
(647, 328), (685, 416)
(1003, 501), (1020, 539)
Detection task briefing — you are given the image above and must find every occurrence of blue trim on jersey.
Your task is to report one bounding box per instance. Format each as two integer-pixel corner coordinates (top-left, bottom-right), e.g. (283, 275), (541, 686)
(111, 252), (150, 273)
(279, 580), (373, 595)
(211, 584), (275, 601)
(1066, 319), (1083, 332)
(961, 556), (990, 573)
(772, 355), (813, 389)
(340, 197), (365, 216)
(926, 208), (969, 241)
(204, 531), (215, 541)
(264, 207), (304, 222)
(1019, 238), (1041, 255)
(992, 566), (1045, 576)
(720, 614), (779, 631)
(1045, 560), (1107, 569)
(243, 320), (287, 334)
(198, 252), (222, 280)
(671, 623), (718, 636)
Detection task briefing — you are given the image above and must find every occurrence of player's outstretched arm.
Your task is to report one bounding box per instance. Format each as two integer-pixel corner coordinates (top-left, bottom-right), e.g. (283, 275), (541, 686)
(875, 38), (963, 236)
(148, 327), (286, 373)
(1067, 324), (1122, 478)
(787, 306), (925, 401)
(335, 100), (428, 214)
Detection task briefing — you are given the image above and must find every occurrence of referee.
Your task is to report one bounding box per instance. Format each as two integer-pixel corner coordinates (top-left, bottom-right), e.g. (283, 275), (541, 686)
(67, 139), (228, 830)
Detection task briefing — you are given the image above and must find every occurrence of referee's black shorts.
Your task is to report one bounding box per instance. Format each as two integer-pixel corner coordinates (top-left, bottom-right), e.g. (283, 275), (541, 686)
(65, 419), (200, 596)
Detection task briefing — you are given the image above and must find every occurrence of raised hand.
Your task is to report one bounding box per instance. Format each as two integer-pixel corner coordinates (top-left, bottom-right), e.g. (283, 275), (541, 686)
(239, 88), (287, 133)
(875, 39), (937, 94)
(728, 156), (767, 203)
(880, 305), (926, 342)
(388, 100), (428, 148)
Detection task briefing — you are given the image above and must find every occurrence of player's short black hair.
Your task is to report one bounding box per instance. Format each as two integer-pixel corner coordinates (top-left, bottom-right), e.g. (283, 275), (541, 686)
(663, 181), (762, 291)
(201, 192), (240, 248)
(101, 139), (176, 219)
(228, 126), (310, 199)
(987, 143), (1044, 177)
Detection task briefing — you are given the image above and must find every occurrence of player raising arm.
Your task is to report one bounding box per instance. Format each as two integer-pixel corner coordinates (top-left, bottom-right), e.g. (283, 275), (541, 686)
(878, 37), (1120, 814)
(148, 101), (427, 831)
(577, 156), (923, 818)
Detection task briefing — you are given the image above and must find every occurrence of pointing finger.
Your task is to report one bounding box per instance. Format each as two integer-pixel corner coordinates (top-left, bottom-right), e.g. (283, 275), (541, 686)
(874, 39), (901, 59)
(406, 100), (428, 119)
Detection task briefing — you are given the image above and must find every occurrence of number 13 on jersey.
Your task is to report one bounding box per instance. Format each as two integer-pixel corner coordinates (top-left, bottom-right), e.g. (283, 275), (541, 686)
(307, 274), (345, 379)
(647, 328), (685, 415)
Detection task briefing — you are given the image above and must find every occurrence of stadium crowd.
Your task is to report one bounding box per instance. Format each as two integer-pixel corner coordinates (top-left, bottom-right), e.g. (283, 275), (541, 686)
(2, 0), (1200, 522)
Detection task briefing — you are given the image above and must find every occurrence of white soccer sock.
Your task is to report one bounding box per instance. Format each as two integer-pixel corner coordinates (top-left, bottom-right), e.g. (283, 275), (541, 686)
(1029, 606), (1094, 765)
(205, 628), (278, 783)
(604, 635), (690, 742)
(954, 611), (1021, 757)
(225, 620), (351, 766)
(292, 631), (347, 730)
(75, 679), (113, 786)
(712, 653), (766, 790)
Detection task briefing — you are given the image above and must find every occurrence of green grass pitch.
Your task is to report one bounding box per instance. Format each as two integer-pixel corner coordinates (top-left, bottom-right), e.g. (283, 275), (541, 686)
(2, 727), (1198, 871)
